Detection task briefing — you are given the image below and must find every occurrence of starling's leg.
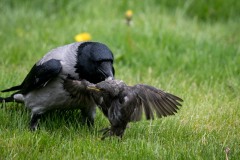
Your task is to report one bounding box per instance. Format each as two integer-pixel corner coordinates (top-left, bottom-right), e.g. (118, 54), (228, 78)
(30, 113), (42, 131)
(81, 106), (96, 127)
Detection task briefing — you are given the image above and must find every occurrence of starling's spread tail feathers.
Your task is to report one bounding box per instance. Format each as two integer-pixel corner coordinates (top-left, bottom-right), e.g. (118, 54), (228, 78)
(1, 85), (22, 93)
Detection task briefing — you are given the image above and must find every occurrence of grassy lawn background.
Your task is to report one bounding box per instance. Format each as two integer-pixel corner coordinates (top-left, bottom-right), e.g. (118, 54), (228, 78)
(0, 0), (239, 159)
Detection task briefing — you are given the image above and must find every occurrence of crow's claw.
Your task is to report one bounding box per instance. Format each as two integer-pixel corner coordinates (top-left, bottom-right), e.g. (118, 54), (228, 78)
(99, 127), (112, 140)
(98, 127), (110, 133)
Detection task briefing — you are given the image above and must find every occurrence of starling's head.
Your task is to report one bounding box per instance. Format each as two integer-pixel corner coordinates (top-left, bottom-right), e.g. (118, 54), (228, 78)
(93, 79), (125, 97)
(85, 79), (124, 97)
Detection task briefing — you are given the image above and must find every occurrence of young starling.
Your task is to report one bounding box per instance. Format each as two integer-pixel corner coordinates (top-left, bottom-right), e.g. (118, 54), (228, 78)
(63, 78), (183, 139)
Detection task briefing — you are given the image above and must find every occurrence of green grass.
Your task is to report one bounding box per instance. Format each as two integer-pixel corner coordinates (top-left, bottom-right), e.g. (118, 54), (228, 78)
(0, 0), (239, 159)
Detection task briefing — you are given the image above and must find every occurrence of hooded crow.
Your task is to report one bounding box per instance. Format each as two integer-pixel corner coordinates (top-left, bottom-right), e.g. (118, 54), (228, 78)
(63, 78), (183, 139)
(0, 42), (115, 130)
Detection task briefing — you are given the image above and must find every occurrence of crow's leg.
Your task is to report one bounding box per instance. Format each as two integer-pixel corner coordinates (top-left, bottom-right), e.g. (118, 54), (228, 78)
(29, 113), (42, 131)
(80, 106), (96, 127)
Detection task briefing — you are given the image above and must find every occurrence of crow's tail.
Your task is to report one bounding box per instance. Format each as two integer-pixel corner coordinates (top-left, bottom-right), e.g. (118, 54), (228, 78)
(0, 96), (14, 103)
(1, 85), (22, 92)
(1, 85), (21, 103)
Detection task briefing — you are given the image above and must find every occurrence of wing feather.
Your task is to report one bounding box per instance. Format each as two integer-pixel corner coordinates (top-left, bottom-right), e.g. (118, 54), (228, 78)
(63, 79), (92, 97)
(130, 84), (183, 121)
(2, 59), (62, 94)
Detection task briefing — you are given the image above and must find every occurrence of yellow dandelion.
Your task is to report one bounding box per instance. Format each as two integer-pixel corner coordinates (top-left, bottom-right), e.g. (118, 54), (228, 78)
(125, 10), (133, 26)
(74, 32), (92, 42)
(125, 10), (133, 19)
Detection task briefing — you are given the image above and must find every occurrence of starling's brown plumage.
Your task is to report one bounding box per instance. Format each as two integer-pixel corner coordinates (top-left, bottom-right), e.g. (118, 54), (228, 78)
(63, 78), (183, 139)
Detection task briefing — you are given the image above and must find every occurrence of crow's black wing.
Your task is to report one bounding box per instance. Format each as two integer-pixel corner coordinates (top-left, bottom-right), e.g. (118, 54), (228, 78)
(21, 59), (62, 94)
(2, 59), (62, 94)
(129, 84), (183, 121)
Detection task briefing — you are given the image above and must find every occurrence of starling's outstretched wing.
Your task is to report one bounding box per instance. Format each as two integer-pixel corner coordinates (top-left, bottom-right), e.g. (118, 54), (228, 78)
(63, 78), (97, 107)
(129, 84), (183, 121)
(2, 59), (62, 94)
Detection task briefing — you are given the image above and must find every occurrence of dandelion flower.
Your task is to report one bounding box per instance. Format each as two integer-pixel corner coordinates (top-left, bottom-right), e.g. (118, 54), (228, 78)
(74, 32), (92, 42)
(125, 10), (133, 19)
(125, 10), (133, 26)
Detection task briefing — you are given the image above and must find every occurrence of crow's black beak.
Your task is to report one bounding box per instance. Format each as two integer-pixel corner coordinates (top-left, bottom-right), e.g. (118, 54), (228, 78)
(97, 61), (114, 80)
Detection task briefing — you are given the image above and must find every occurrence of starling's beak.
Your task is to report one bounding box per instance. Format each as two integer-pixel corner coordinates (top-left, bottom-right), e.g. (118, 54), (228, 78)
(87, 86), (101, 92)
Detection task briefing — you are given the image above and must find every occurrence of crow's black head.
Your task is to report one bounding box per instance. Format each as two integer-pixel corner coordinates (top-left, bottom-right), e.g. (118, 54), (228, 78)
(75, 42), (115, 83)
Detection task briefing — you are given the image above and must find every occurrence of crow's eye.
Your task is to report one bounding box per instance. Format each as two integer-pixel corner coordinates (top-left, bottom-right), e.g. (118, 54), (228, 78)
(96, 61), (102, 65)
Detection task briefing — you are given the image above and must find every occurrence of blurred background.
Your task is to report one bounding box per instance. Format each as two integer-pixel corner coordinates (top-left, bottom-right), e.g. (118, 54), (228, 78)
(0, 0), (239, 85)
(0, 0), (239, 159)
